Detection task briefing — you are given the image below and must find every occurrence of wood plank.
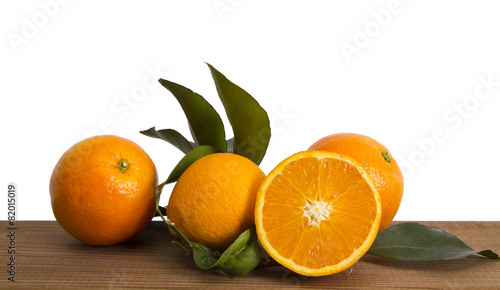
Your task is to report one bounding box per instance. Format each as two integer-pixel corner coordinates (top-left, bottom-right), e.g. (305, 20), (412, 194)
(1, 221), (499, 288)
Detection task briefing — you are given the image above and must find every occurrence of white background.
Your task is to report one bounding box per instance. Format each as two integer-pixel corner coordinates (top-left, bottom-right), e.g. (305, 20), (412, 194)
(1, 0), (499, 221)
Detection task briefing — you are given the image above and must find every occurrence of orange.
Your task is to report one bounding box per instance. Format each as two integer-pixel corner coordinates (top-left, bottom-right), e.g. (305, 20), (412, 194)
(255, 151), (381, 276)
(167, 153), (265, 251)
(49, 135), (158, 246)
(309, 133), (404, 232)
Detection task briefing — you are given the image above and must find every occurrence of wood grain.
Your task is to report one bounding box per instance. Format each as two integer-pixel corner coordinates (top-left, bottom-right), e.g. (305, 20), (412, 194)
(1, 221), (499, 288)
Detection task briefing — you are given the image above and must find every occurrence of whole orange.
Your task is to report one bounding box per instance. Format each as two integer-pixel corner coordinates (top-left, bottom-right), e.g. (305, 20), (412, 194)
(167, 153), (265, 251)
(308, 133), (404, 232)
(49, 135), (158, 246)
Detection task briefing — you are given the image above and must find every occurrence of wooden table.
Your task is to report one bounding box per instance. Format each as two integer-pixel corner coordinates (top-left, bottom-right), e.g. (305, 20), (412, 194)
(1, 221), (499, 288)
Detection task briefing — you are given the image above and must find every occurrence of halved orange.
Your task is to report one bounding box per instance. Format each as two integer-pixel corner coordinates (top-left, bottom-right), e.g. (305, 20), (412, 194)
(255, 150), (382, 276)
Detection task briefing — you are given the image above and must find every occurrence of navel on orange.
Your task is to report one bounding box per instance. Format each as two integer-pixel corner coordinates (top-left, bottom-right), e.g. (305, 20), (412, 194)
(309, 133), (404, 232)
(255, 150), (381, 277)
(49, 135), (158, 246)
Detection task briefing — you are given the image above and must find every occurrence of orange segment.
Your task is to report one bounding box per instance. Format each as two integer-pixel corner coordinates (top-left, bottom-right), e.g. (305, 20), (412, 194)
(255, 151), (381, 276)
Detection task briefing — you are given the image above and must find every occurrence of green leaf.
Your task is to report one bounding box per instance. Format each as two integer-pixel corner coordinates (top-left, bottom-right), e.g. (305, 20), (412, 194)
(162, 145), (220, 185)
(140, 126), (195, 154)
(192, 227), (262, 277)
(215, 226), (262, 276)
(207, 63), (270, 165)
(367, 222), (500, 261)
(159, 78), (227, 152)
(192, 243), (219, 269)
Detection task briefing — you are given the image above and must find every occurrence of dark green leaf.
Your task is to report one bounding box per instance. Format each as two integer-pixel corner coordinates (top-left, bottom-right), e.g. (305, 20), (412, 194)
(192, 243), (219, 269)
(207, 63), (270, 165)
(140, 126), (195, 154)
(367, 222), (500, 261)
(215, 226), (262, 277)
(159, 78), (227, 152)
(163, 145), (220, 184)
(191, 226), (262, 277)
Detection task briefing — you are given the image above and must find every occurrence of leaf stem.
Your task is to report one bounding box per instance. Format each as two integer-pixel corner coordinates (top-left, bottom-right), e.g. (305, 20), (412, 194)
(172, 239), (193, 255)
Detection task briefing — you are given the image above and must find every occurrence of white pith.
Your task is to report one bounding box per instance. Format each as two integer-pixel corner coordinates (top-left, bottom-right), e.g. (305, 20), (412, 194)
(302, 198), (333, 226)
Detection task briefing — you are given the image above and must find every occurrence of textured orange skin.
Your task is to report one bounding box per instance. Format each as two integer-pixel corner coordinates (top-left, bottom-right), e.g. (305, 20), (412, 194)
(309, 133), (404, 232)
(167, 153), (265, 251)
(49, 135), (158, 246)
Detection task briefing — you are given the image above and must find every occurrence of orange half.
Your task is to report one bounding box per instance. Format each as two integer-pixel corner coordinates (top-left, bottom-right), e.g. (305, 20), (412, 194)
(255, 151), (381, 276)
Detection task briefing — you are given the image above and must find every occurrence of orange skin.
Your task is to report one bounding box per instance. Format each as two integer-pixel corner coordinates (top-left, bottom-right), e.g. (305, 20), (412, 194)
(309, 133), (404, 232)
(167, 153), (265, 251)
(49, 135), (158, 246)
